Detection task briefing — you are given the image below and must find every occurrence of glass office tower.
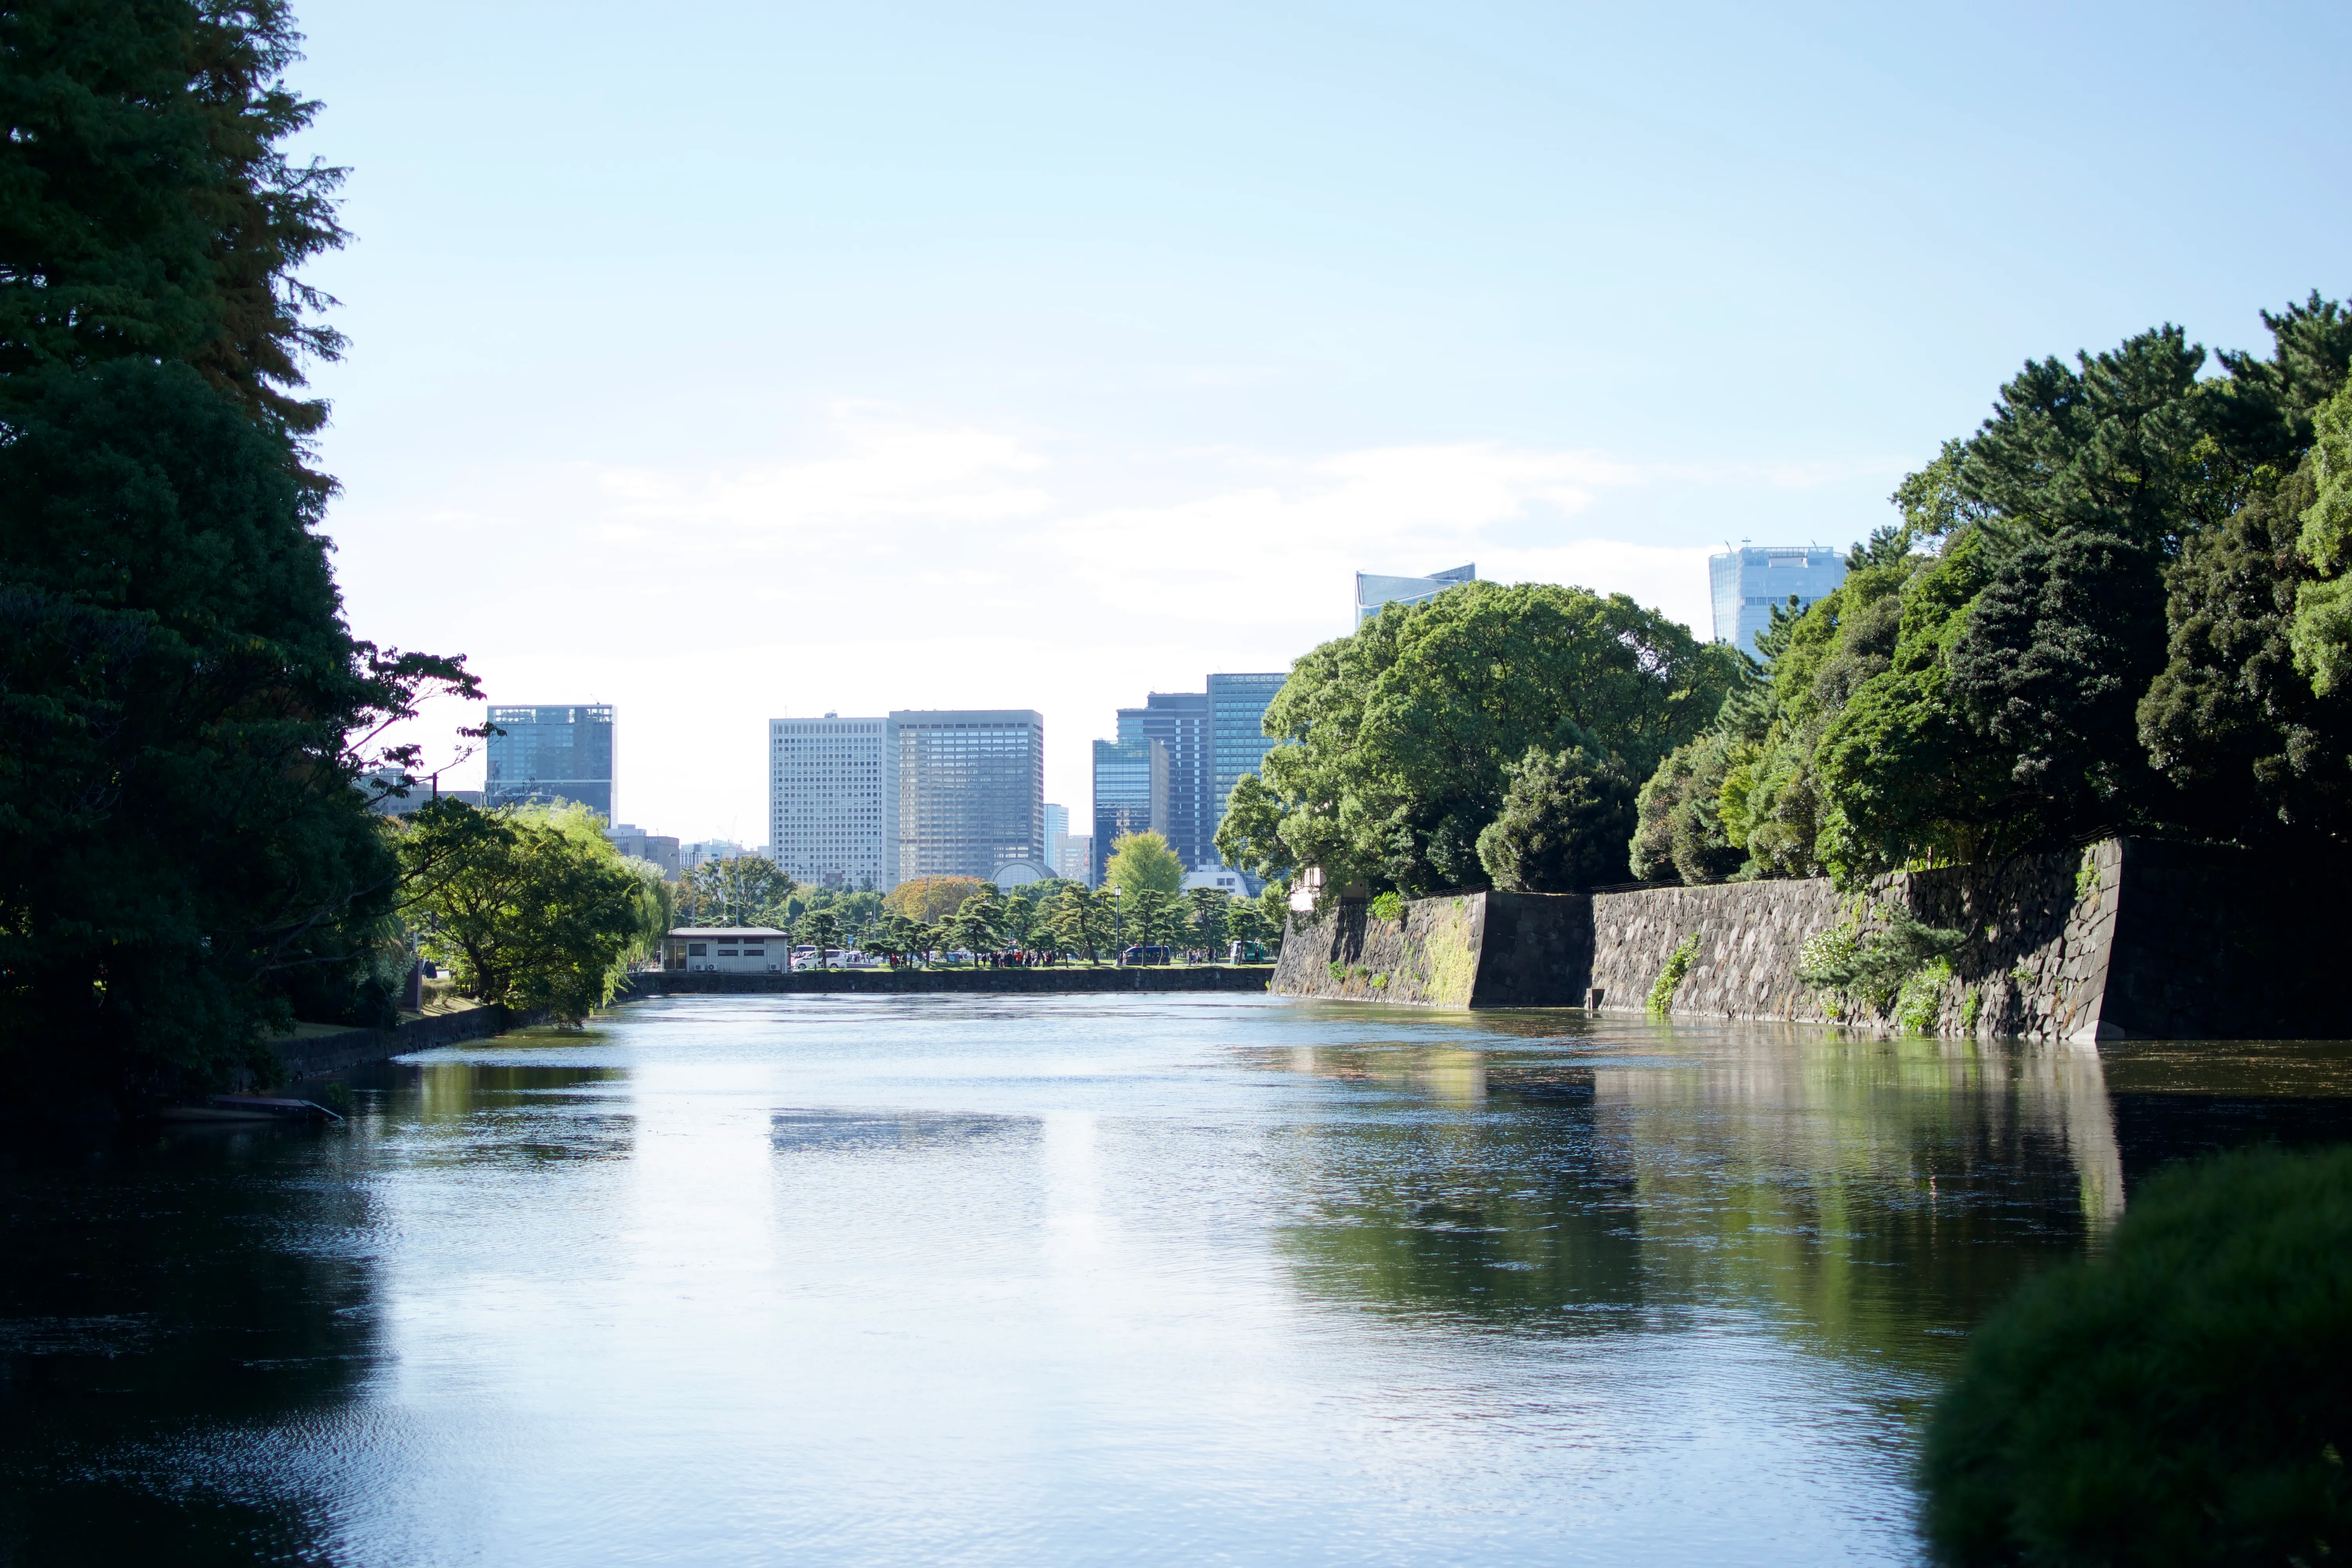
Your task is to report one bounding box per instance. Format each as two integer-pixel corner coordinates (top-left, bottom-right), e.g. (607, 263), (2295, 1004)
(485, 705), (614, 820)
(1114, 692), (1210, 870)
(1207, 672), (1286, 864)
(1708, 545), (1847, 657)
(1354, 563), (1474, 625)
(1090, 738), (1167, 885)
(889, 710), (1045, 882)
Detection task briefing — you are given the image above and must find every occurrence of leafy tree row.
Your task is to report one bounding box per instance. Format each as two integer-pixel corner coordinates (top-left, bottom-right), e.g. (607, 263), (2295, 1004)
(1634, 294), (2352, 887)
(1215, 581), (1743, 899)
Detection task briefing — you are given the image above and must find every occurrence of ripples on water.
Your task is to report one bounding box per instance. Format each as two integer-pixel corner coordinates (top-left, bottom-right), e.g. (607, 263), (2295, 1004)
(4, 996), (2348, 1566)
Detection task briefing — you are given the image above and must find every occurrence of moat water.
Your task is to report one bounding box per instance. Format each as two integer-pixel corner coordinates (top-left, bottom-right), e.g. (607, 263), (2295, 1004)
(5, 995), (2350, 1566)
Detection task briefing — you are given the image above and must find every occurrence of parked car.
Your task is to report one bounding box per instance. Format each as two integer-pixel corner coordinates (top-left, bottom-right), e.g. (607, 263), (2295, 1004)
(1120, 944), (1172, 965)
(1226, 940), (1270, 963)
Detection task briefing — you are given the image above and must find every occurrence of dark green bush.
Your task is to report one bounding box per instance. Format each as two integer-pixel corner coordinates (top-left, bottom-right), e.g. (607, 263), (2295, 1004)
(1475, 746), (1637, 892)
(1921, 1145), (2352, 1566)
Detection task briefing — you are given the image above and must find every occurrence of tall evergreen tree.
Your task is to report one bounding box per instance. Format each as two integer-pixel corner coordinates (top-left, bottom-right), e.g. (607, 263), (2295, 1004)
(0, 3), (475, 1103)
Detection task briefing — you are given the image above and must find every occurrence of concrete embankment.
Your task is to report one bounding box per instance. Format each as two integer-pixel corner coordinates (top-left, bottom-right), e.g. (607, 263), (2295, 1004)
(1271, 837), (2345, 1042)
(269, 1002), (532, 1080)
(619, 966), (1272, 998)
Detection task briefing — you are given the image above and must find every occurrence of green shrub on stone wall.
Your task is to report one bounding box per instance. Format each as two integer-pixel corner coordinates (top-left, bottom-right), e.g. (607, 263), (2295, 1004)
(1368, 891), (1405, 922)
(1896, 956), (1954, 1033)
(1647, 934), (1700, 1013)
(1921, 1146), (2352, 1566)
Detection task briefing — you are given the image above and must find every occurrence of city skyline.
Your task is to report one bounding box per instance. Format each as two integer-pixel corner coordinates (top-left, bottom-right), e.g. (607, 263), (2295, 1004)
(294, 5), (2351, 849)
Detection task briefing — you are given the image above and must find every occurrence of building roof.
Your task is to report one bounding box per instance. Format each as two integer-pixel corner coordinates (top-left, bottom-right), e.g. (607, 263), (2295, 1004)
(663, 927), (789, 939)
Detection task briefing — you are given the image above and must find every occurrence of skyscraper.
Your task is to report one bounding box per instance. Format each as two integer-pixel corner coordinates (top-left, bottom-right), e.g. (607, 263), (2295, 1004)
(891, 710), (1045, 882)
(1207, 671), (1286, 863)
(1091, 737), (1167, 885)
(485, 705), (615, 819)
(770, 715), (895, 890)
(1042, 804), (1068, 882)
(1115, 691), (1209, 869)
(1355, 563), (1474, 625)
(1708, 545), (1846, 656)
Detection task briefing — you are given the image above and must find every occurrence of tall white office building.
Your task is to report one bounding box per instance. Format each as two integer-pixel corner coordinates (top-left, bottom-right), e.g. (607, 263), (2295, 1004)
(769, 714), (896, 891)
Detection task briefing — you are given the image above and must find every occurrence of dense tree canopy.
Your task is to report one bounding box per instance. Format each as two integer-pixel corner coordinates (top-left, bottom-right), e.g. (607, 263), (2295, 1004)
(1636, 295), (2352, 889)
(397, 801), (661, 1025)
(1217, 581), (1742, 898)
(0, 360), (474, 1100)
(1475, 748), (1637, 892)
(0, 0), (347, 443)
(1103, 830), (1182, 897)
(884, 875), (985, 924)
(0, 3), (485, 1104)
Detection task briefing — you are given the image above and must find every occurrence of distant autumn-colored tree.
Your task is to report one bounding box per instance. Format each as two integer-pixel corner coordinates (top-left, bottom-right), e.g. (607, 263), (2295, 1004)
(884, 875), (987, 924)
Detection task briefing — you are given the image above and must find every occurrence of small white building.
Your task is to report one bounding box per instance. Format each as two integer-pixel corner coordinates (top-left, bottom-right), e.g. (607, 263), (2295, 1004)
(1181, 866), (1256, 897)
(660, 926), (789, 973)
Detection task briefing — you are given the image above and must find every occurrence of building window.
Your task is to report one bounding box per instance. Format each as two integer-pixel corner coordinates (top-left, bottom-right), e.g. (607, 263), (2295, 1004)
(687, 943), (707, 957)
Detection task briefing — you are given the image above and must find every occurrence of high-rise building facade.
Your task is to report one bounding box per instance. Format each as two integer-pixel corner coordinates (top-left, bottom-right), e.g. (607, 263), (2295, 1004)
(1115, 691), (1210, 870)
(891, 710), (1044, 883)
(606, 824), (681, 877)
(1061, 833), (1094, 886)
(1207, 672), (1285, 863)
(770, 715), (895, 890)
(1091, 738), (1167, 885)
(1708, 545), (1846, 657)
(1042, 804), (1068, 883)
(1355, 563), (1474, 626)
(485, 705), (615, 819)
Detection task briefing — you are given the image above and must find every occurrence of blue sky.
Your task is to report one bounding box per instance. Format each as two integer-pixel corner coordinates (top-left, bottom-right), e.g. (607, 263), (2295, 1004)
(293, 0), (2352, 843)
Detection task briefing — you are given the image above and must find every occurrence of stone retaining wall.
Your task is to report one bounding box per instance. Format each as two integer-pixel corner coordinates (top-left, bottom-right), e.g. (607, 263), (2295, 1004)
(1590, 843), (2111, 1041)
(1272, 838), (2341, 1041)
(621, 966), (1271, 997)
(1269, 891), (1590, 1007)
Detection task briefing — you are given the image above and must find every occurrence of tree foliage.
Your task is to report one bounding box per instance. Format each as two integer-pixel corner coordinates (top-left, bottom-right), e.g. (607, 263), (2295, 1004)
(1216, 580), (1742, 897)
(397, 801), (661, 1025)
(676, 854), (793, 928)
(0, 3), (490, 1104)
(0, 0), (350, 445)
(1637, 295), (2352, 888)
(2140, 454), (2352, 842)
(1475, 747), (1637, 891)
(1040, 882), (1112, 962)
(0, 360), (476, 1101)
(1921, 1145), (2352, 1567)
(1103, 830), (1182, 897)
(884, 875), (985, 924)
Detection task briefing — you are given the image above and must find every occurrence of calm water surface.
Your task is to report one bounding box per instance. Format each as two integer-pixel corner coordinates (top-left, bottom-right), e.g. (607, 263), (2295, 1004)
(6, 995), (2350, 1567)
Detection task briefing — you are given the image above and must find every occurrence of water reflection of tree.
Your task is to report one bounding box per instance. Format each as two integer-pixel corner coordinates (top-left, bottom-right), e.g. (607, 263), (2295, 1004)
(1602, 1034), (2099, 1377)
(1262, 1028), (2112, 1380)
(1267, 1044), (1649, 1333)
(408, 1061), (632, 1166)
(0, 1124), (383, 1563)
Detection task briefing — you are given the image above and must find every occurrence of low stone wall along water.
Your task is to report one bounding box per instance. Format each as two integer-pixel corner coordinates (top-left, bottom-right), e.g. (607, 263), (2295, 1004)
(1272, 837), (2341, 1042)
